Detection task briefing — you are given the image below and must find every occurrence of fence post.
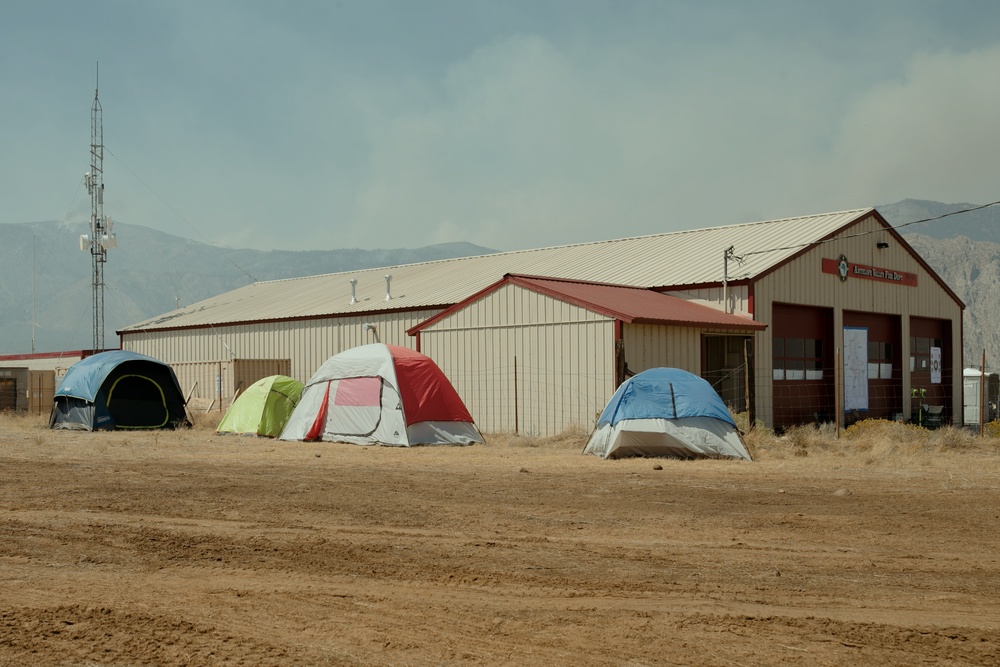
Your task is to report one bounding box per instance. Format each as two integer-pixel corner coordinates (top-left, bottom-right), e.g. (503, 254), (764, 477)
(513, 355), (519, 435)
(835, 347), (841, 439)
(981, 349), (986, 437)
(744, 338), (754, 431)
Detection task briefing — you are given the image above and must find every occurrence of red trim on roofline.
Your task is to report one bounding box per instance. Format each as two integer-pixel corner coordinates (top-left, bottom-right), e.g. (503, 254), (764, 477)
(406, 275), (512, 335)
(408, 273), (766, 336)
(653, 211), (962, 314)
(0, 349), (111, 362)
(629, 317), (762, 331)
(512, 276), (765, 330)
(749, 209), (965, 309)
(504, 272), (648, 290)
(505, 275), (643, 322)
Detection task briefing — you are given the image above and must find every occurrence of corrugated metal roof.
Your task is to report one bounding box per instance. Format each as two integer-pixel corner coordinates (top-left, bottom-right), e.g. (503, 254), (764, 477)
(413, 275), (768, 332)
(120, 207), (872, 332)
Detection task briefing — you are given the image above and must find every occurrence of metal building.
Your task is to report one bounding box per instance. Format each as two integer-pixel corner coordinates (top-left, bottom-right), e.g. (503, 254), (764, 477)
(0, 351), (90, 415)
(118, 207), (964, 434)
(410, 275), (766, 434)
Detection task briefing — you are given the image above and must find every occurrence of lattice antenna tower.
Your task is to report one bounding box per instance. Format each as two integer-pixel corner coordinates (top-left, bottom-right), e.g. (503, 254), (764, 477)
(80, 63), (117, 350)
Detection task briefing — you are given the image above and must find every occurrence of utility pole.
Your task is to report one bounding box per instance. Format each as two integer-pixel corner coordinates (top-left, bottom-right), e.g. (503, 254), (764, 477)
(81, 63), (116, 350)
(31, 235), (36, 353)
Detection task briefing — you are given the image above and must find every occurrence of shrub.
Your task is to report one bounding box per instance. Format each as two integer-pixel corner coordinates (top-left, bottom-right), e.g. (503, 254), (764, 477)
(929, 426), (980, 451)
(843, 418), (925, 443)
(984, 420), (1000, 439)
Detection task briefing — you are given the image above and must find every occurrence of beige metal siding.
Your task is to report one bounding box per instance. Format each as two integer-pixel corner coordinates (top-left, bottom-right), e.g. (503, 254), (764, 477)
(622, 324), (705, 374)
(752, 213), (963, 425)
(0, 353), (86, 372)
(419, 284), (615, 436)
(171, 360), (233, 406)
(232, 359), (292, 393)
(666, 286), (749, 317)
(169, 358), (292, 408)
(122, 308), (443, 386)
(29, 370), (54, 415)
(0, 367), (29, 411)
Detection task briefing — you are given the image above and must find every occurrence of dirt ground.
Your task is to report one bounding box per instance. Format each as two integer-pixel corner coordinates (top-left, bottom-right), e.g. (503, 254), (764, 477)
(0, 414), (998, 666)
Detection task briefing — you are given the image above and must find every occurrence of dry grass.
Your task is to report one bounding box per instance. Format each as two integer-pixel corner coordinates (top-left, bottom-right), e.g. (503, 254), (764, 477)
(5, 410), (1000, 474)
(746, 418), (1000, 473)
(0, 411), (49, 432)
(491, 426), (590, 450)
(187, 408), (224, 430)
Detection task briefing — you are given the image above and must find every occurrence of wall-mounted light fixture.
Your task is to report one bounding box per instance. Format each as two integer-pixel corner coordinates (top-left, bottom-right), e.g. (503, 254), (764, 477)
(363, 322), (380, 342)
(876, 242), (889, 249)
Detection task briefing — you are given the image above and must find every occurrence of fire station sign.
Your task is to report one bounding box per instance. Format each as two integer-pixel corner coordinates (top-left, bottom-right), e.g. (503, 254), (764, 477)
(822, 255), (918, 286)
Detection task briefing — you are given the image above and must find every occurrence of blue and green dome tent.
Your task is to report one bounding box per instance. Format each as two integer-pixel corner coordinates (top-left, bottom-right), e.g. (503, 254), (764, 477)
(49, 350), (189, 431)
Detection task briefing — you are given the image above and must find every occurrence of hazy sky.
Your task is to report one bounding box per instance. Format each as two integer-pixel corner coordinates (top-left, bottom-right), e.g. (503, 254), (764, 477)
(4, 1), (1000, 252)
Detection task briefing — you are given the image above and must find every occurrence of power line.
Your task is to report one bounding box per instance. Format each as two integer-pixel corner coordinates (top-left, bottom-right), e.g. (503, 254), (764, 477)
(103, 146), (258, 284)
(737, 201), (1000, 260)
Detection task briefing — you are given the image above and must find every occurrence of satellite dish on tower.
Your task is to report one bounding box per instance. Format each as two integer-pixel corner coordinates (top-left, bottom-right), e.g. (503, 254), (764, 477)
(101, 217), (117, 249)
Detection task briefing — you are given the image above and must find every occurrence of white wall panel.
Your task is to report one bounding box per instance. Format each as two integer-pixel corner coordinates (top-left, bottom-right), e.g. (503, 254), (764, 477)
(622, 324), (704, 374)
(420, 285), (614, 436)
(121, 309), (442, 402)
(665, 286), (749, 317)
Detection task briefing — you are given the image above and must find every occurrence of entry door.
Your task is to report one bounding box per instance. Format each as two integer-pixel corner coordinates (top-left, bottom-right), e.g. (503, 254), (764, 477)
(106, 374), (169, 428)
(0, 378), (15, 411)
(703, 336), (750, 413)
(323, 377), (397, 437)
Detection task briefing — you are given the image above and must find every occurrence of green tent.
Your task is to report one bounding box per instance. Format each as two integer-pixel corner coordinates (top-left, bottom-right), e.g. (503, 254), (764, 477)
(217, 375), (304, 437)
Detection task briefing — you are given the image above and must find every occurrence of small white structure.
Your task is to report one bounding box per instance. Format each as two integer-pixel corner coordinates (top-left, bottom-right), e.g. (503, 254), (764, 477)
(963, 368), (999, 425)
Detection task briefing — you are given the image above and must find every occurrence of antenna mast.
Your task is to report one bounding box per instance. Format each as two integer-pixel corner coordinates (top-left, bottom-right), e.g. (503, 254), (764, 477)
(81, 63), (116, 350)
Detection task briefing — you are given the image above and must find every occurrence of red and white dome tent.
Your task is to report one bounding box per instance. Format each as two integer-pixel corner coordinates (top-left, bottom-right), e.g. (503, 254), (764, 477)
(279, 343), (485, 446)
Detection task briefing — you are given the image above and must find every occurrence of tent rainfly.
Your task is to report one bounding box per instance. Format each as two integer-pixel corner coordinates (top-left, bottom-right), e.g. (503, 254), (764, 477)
(584, 367), (751, 460)
(279, 343), (485, 446)
(217, 375), (304, 437)
(50, 350), (189, 431)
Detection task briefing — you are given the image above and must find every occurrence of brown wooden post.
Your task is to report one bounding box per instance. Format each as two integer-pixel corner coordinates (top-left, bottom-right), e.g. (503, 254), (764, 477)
(981, 349), (986, 437)
(744, 337), (755, 431)
(513, 355), (519, 435)
(835, 347), (841, 439)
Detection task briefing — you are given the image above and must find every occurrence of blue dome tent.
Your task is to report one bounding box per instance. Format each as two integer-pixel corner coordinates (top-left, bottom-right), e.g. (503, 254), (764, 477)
(584, 368), (751, 460)
(49, 351), (190, 431)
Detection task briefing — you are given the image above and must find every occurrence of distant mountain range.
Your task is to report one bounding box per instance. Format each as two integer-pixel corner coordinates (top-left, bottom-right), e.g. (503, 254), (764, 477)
(880, 199), (1000, 370)
(875, 199), (1000, 368)
(0, 221), (495, 354)
(878, 198), (1000, 244)
(4, 199), (998, 369)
